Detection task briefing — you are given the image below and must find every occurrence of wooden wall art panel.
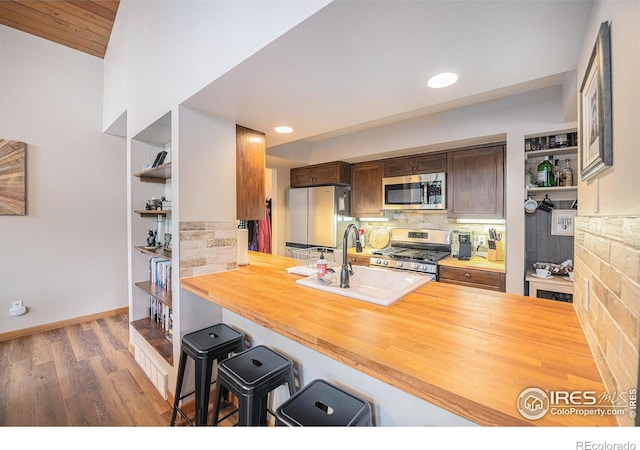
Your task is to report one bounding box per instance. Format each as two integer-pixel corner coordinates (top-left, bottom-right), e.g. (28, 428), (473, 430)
(0, 139), (26, 215)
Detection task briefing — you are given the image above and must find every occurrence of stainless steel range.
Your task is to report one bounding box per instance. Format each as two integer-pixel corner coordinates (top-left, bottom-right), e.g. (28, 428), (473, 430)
(369, 228), (451, 280)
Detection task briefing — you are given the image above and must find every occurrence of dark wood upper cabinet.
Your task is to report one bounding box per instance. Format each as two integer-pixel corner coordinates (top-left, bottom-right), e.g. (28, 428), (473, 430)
(446, 144), (505, 219)
(290, 161), (351, 187)
(383, 152), (446, 177)
(236, 125), (265, 220)
(350, 160), (384, 217)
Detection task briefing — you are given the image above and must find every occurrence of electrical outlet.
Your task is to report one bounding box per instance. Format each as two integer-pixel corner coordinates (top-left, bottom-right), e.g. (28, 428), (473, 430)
(12, 300), (23, 309)
(478, 235), (487, 246)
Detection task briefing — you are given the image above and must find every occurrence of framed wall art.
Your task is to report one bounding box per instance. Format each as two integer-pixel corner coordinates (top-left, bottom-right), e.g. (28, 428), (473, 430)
(580, 21), (613, 182)
(551, 209), (577, 236)
(0, 139), (26, 215)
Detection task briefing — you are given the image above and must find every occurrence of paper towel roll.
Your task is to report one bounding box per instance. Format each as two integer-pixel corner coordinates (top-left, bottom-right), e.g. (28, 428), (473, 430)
(238, 229), (249, 266)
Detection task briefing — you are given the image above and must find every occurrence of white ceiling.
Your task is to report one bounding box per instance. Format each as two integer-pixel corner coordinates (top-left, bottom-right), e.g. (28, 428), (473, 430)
(183, 0), (593, 154)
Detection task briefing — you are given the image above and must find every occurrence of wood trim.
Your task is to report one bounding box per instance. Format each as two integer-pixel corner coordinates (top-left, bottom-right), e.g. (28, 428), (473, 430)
(0, 306), (128, 342)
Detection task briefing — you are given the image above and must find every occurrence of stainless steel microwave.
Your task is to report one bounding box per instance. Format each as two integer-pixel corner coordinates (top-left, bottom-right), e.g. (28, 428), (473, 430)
(382, 173), (446, 210)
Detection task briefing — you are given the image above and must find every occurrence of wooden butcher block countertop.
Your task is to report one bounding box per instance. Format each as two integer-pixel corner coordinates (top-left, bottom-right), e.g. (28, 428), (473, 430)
(181, 252), (616, 426)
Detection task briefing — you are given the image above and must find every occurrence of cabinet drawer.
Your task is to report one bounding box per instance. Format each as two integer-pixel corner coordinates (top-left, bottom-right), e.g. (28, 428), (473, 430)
(348, 253), (371, 266)
(439, 266), (505, 291)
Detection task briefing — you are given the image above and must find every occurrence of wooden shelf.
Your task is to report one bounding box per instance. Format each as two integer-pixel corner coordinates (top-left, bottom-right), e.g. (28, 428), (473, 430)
(134, 209), (171, 217)
(135, 245), (171, 259)
(133, 163), (171, 183)
(525, 146), (578, 160)
(130, 318), (173, 366)
(527, 186), (577, 195)
(134, 281), (172, 307)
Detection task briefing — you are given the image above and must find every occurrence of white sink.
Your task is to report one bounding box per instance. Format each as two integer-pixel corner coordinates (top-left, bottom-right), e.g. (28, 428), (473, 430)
(295, 265), (431, 306)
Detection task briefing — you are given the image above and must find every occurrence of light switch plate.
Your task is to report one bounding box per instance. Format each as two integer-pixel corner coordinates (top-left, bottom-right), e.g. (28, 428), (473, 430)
(584, 278), (590, 311)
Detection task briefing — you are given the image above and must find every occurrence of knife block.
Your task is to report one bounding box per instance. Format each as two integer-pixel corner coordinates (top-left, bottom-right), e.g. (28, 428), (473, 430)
(487, 240), (504, 261)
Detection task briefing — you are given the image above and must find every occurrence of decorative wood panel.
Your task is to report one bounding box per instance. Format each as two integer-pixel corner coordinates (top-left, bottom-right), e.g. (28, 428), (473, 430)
(0, 1), (119, 59)
(0, 139), (26, 215)
(236, 125), (265, 220)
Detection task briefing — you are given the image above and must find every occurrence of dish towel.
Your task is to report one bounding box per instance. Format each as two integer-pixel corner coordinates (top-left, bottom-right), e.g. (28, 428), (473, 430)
(258, 208), (272, 254)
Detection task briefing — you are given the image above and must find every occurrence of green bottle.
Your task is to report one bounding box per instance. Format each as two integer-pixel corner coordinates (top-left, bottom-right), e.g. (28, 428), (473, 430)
(537, 156), (554, 187)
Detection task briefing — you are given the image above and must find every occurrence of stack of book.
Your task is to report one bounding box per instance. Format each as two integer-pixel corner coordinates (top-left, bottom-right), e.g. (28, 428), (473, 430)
(149, 296), (173, 341)
(150, 256), (172, 289)
(148, 256), (173, 341)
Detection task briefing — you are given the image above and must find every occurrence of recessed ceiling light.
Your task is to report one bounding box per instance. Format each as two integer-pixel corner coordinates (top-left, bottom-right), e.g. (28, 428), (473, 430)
(275, 126), (293, 134)
(427, 72), (459, 89)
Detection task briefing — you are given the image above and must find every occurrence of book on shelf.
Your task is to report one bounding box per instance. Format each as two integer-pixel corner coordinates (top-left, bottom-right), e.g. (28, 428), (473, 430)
(148, 295), (173, 340)
(148, 257), (172, 290)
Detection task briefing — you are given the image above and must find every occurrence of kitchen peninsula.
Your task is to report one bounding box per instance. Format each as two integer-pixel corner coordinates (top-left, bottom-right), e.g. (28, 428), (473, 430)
(181, 252), (616, 427)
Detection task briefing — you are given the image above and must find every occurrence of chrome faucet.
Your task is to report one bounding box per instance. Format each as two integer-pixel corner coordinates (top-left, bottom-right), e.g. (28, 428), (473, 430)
(340, 223), (363, 288)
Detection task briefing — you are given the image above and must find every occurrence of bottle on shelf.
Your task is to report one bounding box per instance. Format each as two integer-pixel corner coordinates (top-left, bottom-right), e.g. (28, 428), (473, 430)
(526, 167), (537, 188)
(553, 159), (561, 187)
(561, 159), (574, 187)
(537, 156), (554, 187)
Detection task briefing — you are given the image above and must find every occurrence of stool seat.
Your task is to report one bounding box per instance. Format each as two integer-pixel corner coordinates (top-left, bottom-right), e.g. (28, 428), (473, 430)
(212, 345), (296, 426)
(170, 323), (244, 426)
(275, 379), (372, 426)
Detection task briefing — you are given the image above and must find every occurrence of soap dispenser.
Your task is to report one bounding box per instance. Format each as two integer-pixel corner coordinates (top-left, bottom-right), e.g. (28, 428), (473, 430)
(316, 252), (328, 277)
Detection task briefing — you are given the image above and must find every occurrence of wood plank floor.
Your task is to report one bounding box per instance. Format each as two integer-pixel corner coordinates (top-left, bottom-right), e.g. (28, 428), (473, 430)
(0, 312), (236, 426)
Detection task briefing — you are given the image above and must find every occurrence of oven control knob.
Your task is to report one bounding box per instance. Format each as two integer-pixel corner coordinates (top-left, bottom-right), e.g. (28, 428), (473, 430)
(397, 262), (403, 268)
(421, 265), (427, 271)
(383, 260), (389, 266)
(375, 259), (382, 264)
(412, 264), (419, 269)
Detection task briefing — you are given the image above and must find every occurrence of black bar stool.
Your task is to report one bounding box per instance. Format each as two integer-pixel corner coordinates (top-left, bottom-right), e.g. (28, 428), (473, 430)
(170, 323), (245, 426)
(275, 379), (372, 426)
(211, 345), (296, 426)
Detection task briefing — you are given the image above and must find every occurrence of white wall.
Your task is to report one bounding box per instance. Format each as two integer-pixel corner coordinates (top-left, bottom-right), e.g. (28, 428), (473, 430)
(577, 1), (640, 216)
(0, 26), (127, 333)
(269, 86), (576, 293)
(103, 0), (332, 136)
(177, 107), (236, 223)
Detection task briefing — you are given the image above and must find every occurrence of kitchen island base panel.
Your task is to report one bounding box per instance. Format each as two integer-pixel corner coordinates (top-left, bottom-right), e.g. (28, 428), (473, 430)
(222, 310), (477, 427)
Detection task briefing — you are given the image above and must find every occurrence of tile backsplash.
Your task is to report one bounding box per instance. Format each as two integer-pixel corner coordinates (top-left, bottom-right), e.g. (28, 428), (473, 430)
(179, 221), (238, 278)
(358, 211), (505, 256)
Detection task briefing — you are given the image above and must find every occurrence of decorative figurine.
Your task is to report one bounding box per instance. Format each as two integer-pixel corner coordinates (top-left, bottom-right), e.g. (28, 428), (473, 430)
(147, 230), (157, 247)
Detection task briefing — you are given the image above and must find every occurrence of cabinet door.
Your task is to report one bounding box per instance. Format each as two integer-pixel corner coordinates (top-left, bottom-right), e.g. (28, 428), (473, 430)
(414, 153), (446, 173)
(351, 161), (384, 217)
(312, 162), (351, 185)
(236, 125), (266, 220)
(383, 155), (415, 177)
(447, 144), (504, 219)
(290, 162), (351, 187)
(290, 166), (316, 187)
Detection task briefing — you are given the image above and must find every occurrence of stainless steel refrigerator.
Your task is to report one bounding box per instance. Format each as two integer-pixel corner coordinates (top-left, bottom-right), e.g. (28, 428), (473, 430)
(285, 185), (354, 252)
